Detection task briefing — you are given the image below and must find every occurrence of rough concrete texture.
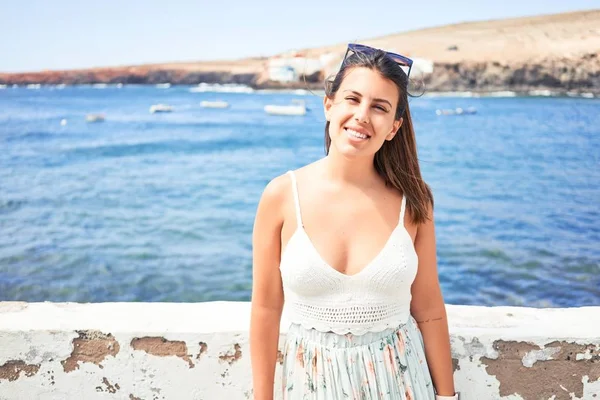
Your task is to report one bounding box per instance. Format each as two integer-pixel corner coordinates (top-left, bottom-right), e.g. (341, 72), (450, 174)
(131, 337), (194, 368)
(197, 342), (208, 359)
(0, 302), (598, 399)
(219, 343), (242, 365)
(62, 330), (120, 373)
(481, 340), (600, 400)
(0, 360), (40, 382)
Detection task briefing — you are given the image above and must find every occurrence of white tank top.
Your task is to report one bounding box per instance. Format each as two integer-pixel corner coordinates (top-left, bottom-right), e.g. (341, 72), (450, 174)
(280, 171), (419, 335)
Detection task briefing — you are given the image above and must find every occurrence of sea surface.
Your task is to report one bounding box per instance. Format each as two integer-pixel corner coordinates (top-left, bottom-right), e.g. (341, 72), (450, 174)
(1, 84), (599, 307)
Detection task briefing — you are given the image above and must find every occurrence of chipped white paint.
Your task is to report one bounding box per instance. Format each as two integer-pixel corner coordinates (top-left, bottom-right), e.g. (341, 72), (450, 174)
(577, 350), (594, 361)
(522, 347), (561, 367)
(0, 302), (599, 400)
(583, 376), (600, 398)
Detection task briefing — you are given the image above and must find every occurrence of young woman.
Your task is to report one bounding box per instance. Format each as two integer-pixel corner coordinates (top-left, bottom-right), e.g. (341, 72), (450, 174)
(250, 44), (457, 399)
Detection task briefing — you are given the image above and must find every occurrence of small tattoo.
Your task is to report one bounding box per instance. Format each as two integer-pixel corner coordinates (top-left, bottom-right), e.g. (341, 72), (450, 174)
(415, 317), (443, 324)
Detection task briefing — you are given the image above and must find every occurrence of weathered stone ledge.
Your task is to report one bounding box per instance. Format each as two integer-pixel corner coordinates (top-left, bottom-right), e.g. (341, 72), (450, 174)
(0, 302), (598, 399)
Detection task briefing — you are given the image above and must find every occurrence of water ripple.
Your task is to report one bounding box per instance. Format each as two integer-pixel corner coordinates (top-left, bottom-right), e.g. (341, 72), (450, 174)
(1, 87), (599, 306)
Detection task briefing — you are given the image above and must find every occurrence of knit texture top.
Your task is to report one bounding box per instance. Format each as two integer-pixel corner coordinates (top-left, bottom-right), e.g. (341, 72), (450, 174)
(280, 171), (419, 335)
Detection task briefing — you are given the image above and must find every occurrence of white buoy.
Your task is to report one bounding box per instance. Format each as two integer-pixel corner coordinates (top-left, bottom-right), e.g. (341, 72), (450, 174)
(60, 119), (67, 126)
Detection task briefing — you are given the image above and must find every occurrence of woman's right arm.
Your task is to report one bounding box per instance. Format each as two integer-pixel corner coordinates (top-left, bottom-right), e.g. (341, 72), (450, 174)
(250, 177), (286, 400)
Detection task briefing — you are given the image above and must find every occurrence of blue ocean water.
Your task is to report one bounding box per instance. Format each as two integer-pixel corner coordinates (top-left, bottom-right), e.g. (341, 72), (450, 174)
(0, 85), (598, 307)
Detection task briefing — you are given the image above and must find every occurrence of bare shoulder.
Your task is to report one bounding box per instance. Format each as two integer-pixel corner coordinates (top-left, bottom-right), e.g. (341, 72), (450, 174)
(258, 173), (292, 223)
(421, 194), (435, 223)
(262, 173), (290, 199)
(258, 173), (293, 217)
(403, 188), (434, 240)
(292, 158), (326, 181)
(415, 196), (436, 241)
(262, 159), (325, 208)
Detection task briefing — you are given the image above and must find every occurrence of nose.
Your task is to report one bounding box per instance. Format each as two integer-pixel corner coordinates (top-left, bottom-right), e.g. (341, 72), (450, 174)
(354, 104), (370, 124)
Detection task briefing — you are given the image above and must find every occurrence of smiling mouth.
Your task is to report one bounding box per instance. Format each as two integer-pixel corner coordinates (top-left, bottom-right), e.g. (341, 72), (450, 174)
(344, 127), (371, 140)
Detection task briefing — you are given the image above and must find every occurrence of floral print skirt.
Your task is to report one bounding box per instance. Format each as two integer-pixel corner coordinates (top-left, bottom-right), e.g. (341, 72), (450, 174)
(281, 316), (435, 399)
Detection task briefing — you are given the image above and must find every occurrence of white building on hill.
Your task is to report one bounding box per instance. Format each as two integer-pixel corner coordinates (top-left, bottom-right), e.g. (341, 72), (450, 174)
(268, 51), (326, 82)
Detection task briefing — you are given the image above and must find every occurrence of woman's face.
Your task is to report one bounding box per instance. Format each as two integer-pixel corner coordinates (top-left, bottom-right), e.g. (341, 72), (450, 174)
(324, 67), (402, 158)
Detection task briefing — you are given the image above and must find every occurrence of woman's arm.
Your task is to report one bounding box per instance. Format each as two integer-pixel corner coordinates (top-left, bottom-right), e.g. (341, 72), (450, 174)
(250, 177), (286, 400)
(410, 203), (456, 398)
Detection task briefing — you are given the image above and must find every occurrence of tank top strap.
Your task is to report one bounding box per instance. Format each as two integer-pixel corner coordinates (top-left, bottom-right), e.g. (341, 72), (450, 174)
(287, 170), (304, 227)
(399, 195), (407, 225)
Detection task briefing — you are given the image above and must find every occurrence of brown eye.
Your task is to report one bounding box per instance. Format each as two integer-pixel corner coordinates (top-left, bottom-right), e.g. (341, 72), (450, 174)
(345, 97), (359, 103)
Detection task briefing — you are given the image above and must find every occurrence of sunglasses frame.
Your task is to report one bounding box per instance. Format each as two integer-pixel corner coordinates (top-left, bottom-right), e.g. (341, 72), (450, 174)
(344, 43), (413, 79)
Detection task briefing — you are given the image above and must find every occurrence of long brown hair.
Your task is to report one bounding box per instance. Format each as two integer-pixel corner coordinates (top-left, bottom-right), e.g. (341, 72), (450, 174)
(324, 48), (433, 224)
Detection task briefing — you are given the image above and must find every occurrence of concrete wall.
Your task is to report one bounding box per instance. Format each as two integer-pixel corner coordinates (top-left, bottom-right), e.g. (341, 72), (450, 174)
(0, 302), (598, 400)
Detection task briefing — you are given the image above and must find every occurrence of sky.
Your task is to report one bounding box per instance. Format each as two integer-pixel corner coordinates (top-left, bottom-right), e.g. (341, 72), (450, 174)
(1, 0), (598, 72)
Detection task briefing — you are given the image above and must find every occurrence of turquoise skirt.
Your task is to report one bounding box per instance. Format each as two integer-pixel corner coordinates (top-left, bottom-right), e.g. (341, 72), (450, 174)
(281, 316), (435, 399)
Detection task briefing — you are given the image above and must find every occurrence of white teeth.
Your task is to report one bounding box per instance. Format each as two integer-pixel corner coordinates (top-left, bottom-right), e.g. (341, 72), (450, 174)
(345, 128), (369, 139)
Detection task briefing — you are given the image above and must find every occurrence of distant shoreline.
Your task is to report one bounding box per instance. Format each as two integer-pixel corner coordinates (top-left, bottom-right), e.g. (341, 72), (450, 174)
(1, 57), (598, 97)
(1, 10), (598, 95)
(1, 83), (597, 99)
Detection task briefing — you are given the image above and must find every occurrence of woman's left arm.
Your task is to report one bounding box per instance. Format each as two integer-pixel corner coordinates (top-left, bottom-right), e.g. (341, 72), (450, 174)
(410, 203), (456, 398)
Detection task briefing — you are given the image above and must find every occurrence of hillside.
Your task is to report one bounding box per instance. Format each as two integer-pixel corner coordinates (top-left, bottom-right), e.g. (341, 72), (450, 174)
(1, 10), (599, 94)
(304, 9), (600, 63)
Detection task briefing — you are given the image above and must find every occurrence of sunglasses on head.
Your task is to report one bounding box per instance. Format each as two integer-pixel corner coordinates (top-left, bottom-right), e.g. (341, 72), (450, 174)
(343, 43), (413, 79)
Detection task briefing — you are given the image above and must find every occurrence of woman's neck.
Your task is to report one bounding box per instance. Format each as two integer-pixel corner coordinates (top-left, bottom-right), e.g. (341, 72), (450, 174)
(323, 149), (380, 189)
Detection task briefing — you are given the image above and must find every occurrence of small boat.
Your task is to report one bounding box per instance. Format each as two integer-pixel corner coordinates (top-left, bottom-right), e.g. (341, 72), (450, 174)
(200, 100), (230, 109)
(149, 104), (174, 113)
(86, 114), (105, 123)
(156, 83), (171, 89)
(189, 83), (254, 93)
(435, 107), (477, 116)
(264, 100), (306, 116)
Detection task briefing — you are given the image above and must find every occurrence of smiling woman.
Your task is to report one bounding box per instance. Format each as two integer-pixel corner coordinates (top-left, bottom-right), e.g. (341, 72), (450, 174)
(250, 44), (458, 399)
(325, 70), (402, 163)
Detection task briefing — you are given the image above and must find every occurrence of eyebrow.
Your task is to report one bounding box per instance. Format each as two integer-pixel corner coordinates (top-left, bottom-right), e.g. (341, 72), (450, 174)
(342, 90), (393, 108)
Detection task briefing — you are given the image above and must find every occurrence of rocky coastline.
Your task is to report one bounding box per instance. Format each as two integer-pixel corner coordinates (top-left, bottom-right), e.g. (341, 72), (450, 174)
(1, 55), (598, 96)
(422, 53), (599, 95)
